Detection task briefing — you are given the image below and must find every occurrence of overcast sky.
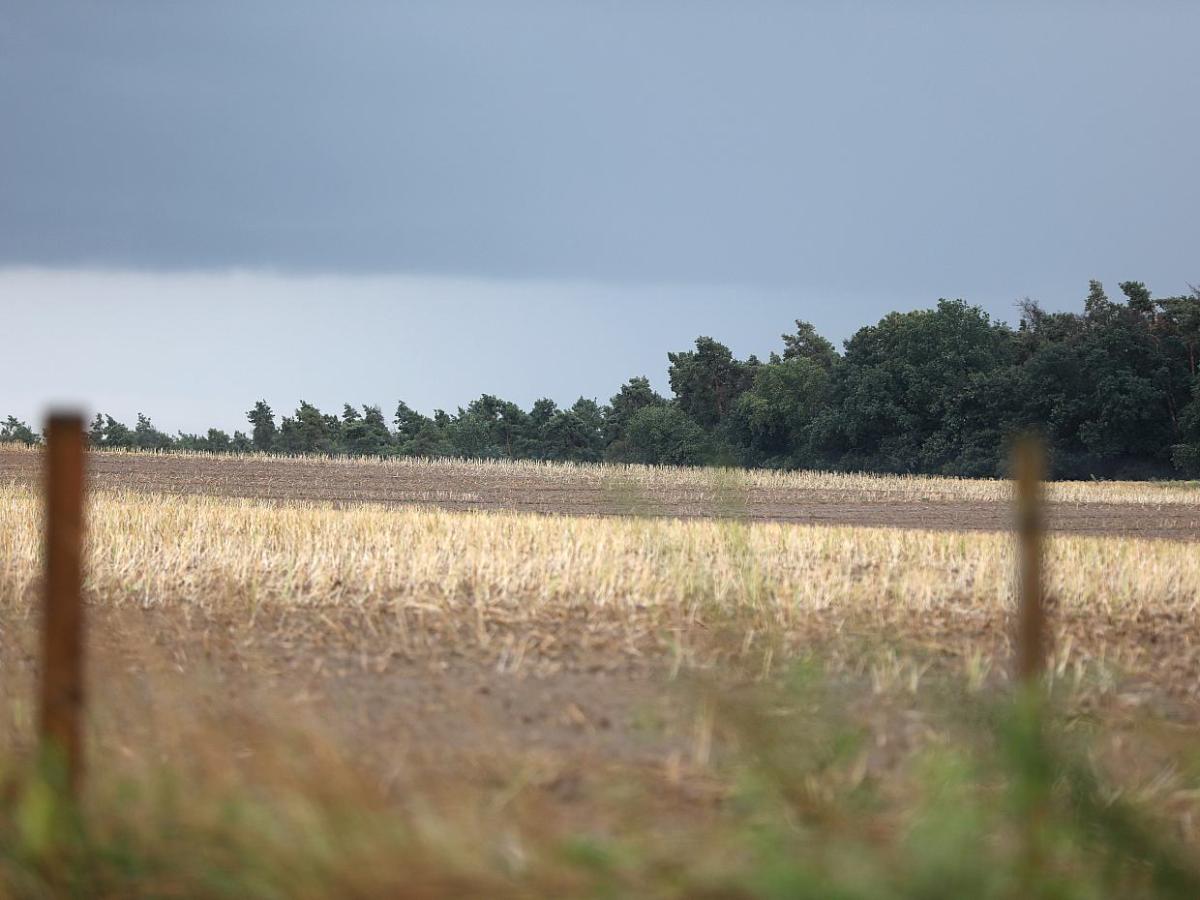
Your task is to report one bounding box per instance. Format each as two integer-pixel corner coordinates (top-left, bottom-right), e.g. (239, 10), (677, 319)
(3, 1), (1198, 433)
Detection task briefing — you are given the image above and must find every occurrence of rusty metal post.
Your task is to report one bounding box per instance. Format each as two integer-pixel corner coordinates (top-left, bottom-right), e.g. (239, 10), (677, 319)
(1013, 436), (1046, 684)
(40, 412), (86, 793)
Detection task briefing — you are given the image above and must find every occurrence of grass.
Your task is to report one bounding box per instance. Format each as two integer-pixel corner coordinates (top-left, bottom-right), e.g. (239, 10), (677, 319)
(4, 668), (1200, 898)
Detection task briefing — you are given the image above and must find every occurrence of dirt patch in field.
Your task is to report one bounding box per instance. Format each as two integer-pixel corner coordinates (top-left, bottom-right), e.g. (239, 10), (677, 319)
(3, 449), (1198, 540)
(5, 597), (1200, 794)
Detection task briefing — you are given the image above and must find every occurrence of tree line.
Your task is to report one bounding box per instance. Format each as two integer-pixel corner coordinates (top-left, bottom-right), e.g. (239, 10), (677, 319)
(4, 280), (1199, 479)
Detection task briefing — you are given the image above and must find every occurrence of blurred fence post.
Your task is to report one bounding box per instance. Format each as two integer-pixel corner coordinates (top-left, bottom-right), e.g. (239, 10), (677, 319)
(40, 412), (86, 794)
(1013, 435), (1046, 682)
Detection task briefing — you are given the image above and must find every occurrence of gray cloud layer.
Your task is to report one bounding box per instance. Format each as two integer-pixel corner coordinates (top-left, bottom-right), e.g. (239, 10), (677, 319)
(3, 1), (1197, 301)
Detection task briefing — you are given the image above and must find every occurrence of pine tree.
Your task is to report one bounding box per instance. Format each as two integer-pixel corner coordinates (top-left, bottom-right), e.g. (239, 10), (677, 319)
(1084, 279), (1114, 320)
(1119, 281), (1155, 316)
(89, 414), (106, 447)
(247, 400), (278, 452)
(0, 416), (39, 445)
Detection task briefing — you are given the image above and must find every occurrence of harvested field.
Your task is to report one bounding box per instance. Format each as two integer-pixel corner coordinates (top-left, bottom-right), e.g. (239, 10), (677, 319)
(4, 453), (1200, 896)
(2, 446), (1199, 539)
(2, 482), (1199, 757)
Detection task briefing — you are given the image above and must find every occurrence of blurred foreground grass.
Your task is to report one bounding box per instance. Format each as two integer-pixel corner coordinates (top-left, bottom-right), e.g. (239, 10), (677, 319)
(4, 664), (1200, 899)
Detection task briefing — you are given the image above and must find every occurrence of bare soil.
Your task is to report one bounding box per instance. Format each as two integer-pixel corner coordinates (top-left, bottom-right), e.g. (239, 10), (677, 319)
(4, 595), (1199, 820)
(2, 449), (1198, 539)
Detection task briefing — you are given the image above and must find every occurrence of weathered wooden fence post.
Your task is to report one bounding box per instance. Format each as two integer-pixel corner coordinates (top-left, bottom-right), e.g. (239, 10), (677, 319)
(1013, 435), (1048, 886)
(1014, 436), (1046, 683)
(40, 412), (86, 794)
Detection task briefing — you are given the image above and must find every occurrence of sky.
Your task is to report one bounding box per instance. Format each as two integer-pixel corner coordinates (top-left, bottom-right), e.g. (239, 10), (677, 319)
(2, 1), (1198, 433)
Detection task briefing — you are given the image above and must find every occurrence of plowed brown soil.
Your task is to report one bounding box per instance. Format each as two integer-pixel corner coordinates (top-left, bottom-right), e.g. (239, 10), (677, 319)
(2, 448), (1198, 539)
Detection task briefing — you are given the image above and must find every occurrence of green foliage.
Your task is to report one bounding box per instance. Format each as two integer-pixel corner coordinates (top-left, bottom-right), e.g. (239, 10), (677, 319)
(175, 429), (233, 453)
(621, 405), (711, 466)
(247, 400), (278, 452)
(12, 279), (1197, 479)
(667, 336), (755, 429)
(88, 414), (106, 447)
(527, 398), (558, 443)
(341, 404), (391, 456)
(1016, 291), (1190, 477)
(393, 401), (430, 444)
(727, 358), (829, 466)
(98, 415), (134, 449)
(1157, 288), (1200, 378)
(132, 414), (172, 451)
(604, 376), (667, 454)
(0, 417), (38, 446)
(820, 300), (1018, 474)
(394, 402), (450, 457)
(780, 319), (839, 371)
(1084, 279), (1117, 322)
(280, 402), (339, 455)
(540, 399), (605, 463)
(1172, 375), (1200, 475)
(1120, 280), (1155, 316)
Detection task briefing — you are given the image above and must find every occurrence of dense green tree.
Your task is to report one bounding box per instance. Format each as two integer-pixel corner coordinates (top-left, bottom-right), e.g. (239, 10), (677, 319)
(604, 377), (667, 453)
(1173, 376), (1200, 476)
(408, 424), (452, 457)
(1014, 293), (1188, 477)
(1120, 280), (1155, 317)
(727, 358), (830, 466)
(570, 398), (605, 449)
(446, 414), (495, 459)
(823, 300), (1017, 473)
(88, 414), (106, 447)
(29, 278), (1198, 479)
(667, 337), (755, 429)
(780, 320), (839, 371)
(1157, 289), (1200, 378)
(133, 414), (172, 451)
(290, 401), (339, 454)
(362, 405), (393, 454)
(443, 395), (528, 459)
(340, 404), (366, 453)
(99, 415), (135, 449)
(540, 412), (599, 462)
(179, 428), (235, 453)
(206, 428), (232, 453)
(474, 395), (530, 458)
(1084, 279), (1116, 321)
(275, 416), (302, 454)
(622, 405), (711, 466)
(0, 416), (39, 445)
(528, 398), (558, 430)
(247, 400), (278, 451)
(340, 404), (392, 456)
(539, 399), (605, 463)
(394, 402), (431, 445)
(391, 400), (452, 457)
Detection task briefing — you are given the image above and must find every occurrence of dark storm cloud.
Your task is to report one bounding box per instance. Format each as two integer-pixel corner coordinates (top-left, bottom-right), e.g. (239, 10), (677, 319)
(2, 1), (1197, 301)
